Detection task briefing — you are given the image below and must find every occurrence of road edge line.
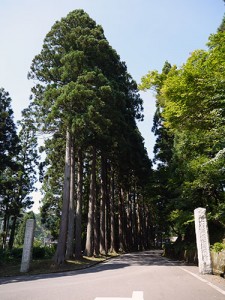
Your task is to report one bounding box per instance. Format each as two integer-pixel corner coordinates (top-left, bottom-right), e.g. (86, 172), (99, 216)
(179, 267), (225, 296)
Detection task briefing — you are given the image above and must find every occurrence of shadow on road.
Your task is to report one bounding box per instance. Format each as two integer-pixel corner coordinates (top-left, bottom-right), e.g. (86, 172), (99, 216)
(0, 250), (184, 285)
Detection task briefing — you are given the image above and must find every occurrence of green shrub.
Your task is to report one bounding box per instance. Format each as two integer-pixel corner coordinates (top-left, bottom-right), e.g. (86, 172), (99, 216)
(32, 245), (55, 259)
(44, 245), (56, 258)
(211, 242), (225, 253)
(33, 239), (43, 247)
(32, 247), (46, 259)
(11, 247), (23, 259)
(0, 248), (23, 263)
(0, 245), (55, 264)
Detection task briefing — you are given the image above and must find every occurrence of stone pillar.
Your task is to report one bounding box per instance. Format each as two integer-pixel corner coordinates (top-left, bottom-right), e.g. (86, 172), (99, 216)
(194, 208), (212, 274)
(20, 219), (35, 273)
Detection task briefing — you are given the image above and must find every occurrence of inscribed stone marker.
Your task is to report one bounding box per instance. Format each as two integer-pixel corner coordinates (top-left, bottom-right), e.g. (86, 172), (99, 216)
(194, 207), (212, 274)
(20, 219), (35, 273)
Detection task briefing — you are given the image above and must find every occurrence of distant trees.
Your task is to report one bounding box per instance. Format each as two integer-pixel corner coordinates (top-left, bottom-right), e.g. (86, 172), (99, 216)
(0, 88), (20, 248)
(0, 89), (38, 249)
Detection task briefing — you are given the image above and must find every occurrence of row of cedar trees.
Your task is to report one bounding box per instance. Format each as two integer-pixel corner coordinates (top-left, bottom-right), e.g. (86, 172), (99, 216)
(28, 10), (153, 264)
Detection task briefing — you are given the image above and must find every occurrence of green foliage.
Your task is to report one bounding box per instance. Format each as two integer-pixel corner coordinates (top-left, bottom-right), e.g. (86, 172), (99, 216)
(0, 91), (39, 249)
(211, 242), (225, 253)
(139, 62), (174, 236)
(29, 245), (56, 259)
(0, 88), (20, 173)
(168, 209), (194, 235)
(14, 212), (35, 246)
(140, 14), (225, 243)
(0, 248), (23, 264)
(0, 245), (55, 264)
(0, 88), (20, 222)
(28, 9), (150, 251)
(162, 27), (225, 222)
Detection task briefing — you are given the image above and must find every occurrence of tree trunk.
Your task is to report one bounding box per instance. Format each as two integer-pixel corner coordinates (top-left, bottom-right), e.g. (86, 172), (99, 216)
(136, 197), (142, 251)
(66, 139), (75, 259)
(105, 183), (109, 254)
(132, 188), (138, 250)
(93, 187), (100, 257)
(93, 165), (100, 257)
(8, 216), (17, 250)
(2, 212), (9, 249)
(100, 155), (107, 255)
(145, 206), (152, 248)
(54, 129), (71, 265)
(109, 168), (116, 253)
(118, 187), (126, 252)
(85, 146), (96, 257)
(75, 148), (83, 259)
(126, 192), (133, 251)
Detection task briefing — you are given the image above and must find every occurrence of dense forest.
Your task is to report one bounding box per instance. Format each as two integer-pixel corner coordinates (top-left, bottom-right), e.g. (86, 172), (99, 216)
(0, 9), (225, 264)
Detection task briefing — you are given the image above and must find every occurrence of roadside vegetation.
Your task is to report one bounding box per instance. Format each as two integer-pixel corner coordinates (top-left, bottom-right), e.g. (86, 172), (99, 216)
(0, 248), (111, 277)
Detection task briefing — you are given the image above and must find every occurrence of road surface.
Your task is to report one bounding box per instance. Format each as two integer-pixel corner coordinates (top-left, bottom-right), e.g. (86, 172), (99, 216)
(0, 250), (225, 300)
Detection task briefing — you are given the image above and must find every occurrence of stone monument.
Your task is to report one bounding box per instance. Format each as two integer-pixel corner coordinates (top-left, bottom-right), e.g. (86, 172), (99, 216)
(194, 207), (212, 274)
(20, 219), (35, 273)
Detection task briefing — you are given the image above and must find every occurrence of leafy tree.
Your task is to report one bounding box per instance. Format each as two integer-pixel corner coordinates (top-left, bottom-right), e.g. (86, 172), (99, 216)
(140, 14), (225, 242)
(139, 62), (175, 238)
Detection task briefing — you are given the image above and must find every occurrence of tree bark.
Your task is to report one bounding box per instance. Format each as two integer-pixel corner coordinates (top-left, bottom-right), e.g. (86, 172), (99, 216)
(85, 146), (96, 257)
(54, 129), (71, 265)
(75, 148), (83, 259)
(66, 139), (75, 259)
(118, 187), (126, 252)
(109, 167), (116, 253)
(8, 216), (17, 250)
(132, 188), (138, 250)
(126, 192), (133, 251)
(93, 186), (100, 257)
(2, 212), (9, 249)
(136, 197), (142, 251)
(100, 154), (107, 255)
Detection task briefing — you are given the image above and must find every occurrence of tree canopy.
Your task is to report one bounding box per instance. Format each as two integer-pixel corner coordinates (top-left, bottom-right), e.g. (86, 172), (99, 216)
(28, 9), (151, 264)
(139, 15), (225, 242)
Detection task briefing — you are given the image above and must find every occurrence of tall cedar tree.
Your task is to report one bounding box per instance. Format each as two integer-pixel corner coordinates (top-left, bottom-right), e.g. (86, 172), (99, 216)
(29, 10), (146, 263)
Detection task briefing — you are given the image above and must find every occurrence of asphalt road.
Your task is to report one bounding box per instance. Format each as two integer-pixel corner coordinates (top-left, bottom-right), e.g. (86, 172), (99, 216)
(0, 250), (225, 300)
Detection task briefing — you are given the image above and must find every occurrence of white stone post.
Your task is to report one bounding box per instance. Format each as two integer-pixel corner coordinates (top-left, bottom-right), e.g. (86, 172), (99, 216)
(20, 219), (35, 273)
(194, 208), (212, 274)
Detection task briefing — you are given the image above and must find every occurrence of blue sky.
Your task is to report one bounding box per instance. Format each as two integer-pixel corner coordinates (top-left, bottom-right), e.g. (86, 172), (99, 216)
(0, 0), (224, 159)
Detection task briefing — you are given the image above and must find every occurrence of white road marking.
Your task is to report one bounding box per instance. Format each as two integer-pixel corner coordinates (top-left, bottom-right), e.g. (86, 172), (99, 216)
(94, 291), (144, 300)
(179, 267), (225, 296)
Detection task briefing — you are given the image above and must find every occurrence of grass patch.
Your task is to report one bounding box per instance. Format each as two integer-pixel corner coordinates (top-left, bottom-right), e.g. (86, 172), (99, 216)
(0, 254), (119, 278)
